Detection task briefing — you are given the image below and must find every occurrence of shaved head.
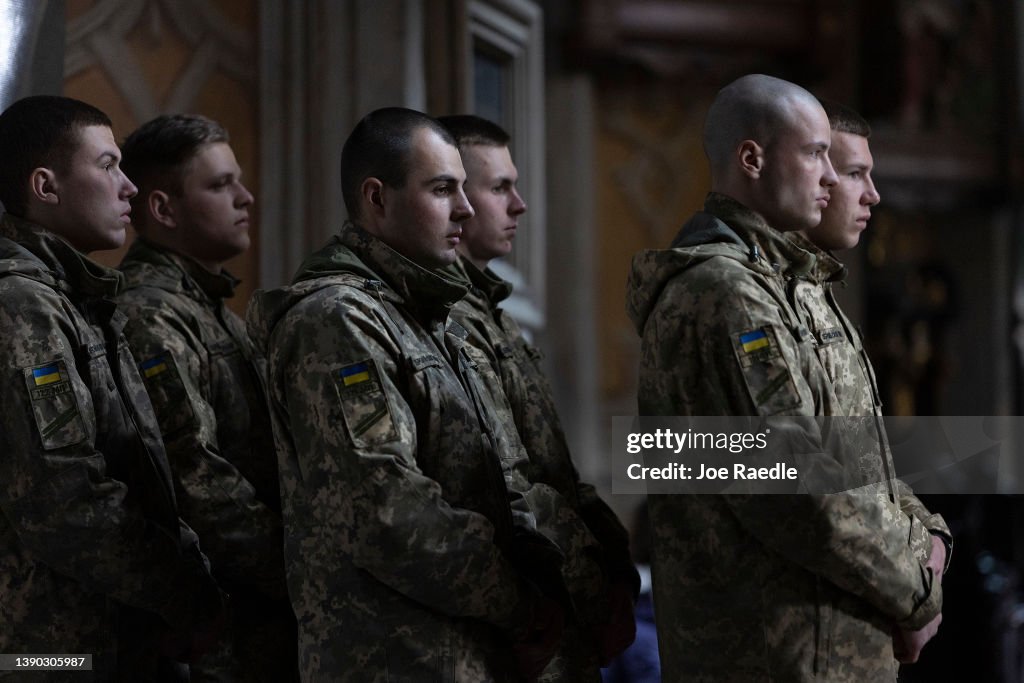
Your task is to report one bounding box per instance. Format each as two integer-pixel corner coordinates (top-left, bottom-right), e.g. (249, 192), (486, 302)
(701, 74), (837, 231)
(703, 74), (822, 178)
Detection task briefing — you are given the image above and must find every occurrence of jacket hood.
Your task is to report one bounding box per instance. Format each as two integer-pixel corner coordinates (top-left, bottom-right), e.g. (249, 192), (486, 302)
(626, 193), (817, 336)
(247, 224), (468, 355)
(626, 236), (746, 338)
(245, 235), (365, 357)
(0, 213), (123, 296)
(246, 278), (317, 357)
(119, 238), (240, 301)
(0, 233), (57, 285)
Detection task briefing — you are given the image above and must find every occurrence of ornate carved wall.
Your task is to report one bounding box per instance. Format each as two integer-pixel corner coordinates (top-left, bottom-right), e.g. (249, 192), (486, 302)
(595, 82), (712, 408)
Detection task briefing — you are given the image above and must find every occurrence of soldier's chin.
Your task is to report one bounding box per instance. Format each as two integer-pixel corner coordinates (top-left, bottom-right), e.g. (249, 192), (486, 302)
(97, 227), (127, 252)
(435, 249), (458, 267)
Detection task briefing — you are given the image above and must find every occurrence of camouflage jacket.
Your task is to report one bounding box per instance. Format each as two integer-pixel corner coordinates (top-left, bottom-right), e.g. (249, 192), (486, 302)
(625, 193), (942, 682)
(0, 214), (222, 680)
(784, 232), (952, 563)
(247, 224), (561, 682)
(117, 239), (295, 681)
(445, 256), (638, 679)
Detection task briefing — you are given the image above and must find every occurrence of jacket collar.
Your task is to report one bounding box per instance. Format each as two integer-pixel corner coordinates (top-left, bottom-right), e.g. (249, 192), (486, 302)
(120, 238), (239, 301)
(783, 231), (847, 283)
(446, 254), (512, 305)
(0, 213), (123, 297)
(338, 223), (468, 320)
(675, 192), (818, 278)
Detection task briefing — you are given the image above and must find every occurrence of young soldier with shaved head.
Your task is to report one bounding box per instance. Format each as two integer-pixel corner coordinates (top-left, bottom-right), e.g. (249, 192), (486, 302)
(627, 75), (944, 681)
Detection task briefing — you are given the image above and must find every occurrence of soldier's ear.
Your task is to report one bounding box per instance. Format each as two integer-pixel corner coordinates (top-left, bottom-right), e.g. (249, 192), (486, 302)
(28, 167), (59, 205)
(738, 140), (764, 179)
(361, 178), (386, 218)
(148, 190), (177, 229)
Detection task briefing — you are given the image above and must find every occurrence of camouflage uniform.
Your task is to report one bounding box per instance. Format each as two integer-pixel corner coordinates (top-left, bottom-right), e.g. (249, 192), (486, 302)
(625, 193), (943, 682)
(0, 214), (223, 681)
(247, 224), (569, 682)
(784, 231), (952, 566)
(116, 238), (297, 682)
(445, 255), (639, 681)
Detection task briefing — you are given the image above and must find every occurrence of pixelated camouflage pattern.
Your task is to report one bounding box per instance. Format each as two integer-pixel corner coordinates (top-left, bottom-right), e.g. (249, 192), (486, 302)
(0, 214), (222, 681)
(445, 255), (639, 681)
(247, 224), (561, 682)
(117, 239), (297, 682)
(625, 193), (942, 682)
(785, 232), (952, 567)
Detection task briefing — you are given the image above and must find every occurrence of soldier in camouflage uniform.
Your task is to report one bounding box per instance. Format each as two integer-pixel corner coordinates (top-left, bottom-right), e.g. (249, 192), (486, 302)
(788, 99), (952, 665)
(625, 75), (943, 681)
(247, 108), (570, 682)
(437, 115), (639, 682)
(0, 96), (223, 681)
(115, 115), (297, 682)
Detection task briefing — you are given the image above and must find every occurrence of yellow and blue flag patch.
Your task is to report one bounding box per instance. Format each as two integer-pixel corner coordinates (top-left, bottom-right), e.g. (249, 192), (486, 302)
(340, 362), (371, 387)
(739, 329), (770, 353)
(140, 355), (169, 378)
(24, 359), (87, 449)
(734, 326), (782, 369)
(32, 364), (63, 386)
(335, 358), (396, 447)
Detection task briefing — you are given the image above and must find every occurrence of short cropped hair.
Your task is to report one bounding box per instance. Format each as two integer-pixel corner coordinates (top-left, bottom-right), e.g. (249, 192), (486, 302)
(340, 107), (456, 221)
(817, 98), (872, 137)
(437, 115), (510, 149)
(703, 74), (820, 176)
(0, 95), (112, 217)
(121, 114), (229, 223)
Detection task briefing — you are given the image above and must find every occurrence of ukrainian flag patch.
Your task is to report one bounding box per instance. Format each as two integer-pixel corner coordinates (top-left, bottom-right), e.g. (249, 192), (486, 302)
(335, 358), (397, 447)
(340, 362), (371, 387)
(32, 364), (62, 386)
(739, 329), (770, 353)
(137, 351), (195, 435)
(23, 358), (87, 450)
(140, 355), (169, 378)
(731, 324), (800, 413)
(734, 325), (783, 369)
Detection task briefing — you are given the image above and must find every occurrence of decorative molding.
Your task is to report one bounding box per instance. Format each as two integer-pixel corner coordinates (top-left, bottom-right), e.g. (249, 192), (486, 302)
(574, 0), (816, 79)
(65, 0), (254, 122)
(467, 0), (546, 329)
(258, 0), (431, 288)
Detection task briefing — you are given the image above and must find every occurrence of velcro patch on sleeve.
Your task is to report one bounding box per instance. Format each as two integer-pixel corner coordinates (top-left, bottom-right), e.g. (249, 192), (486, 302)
(732, 325), (801, 413)
(335, 359), (398, 447)
(23, 358), (87, 450)
(138, 351), (196, 437)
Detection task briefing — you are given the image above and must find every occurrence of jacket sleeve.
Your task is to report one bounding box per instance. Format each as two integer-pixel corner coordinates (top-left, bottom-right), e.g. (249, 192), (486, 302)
(269, 288), (534, 630)
(896, 480), (953, 570)
(510, 329), (637, 590)
(645, 268), (941, 630)
(0, 283), (220, 632)
(120, 300), (286, 599)
(458, 314), (612, 616)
